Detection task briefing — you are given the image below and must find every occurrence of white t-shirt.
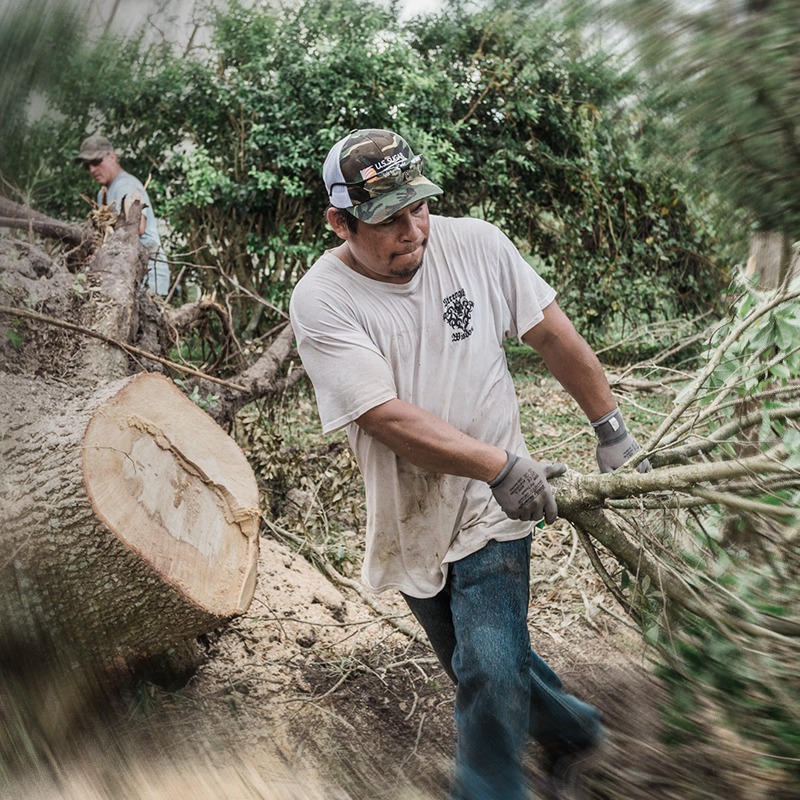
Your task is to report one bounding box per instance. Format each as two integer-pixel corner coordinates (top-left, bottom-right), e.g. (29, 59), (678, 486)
(289, 215), (557, 597)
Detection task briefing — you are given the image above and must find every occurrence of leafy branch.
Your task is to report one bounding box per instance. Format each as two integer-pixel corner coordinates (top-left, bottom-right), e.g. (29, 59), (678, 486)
(551, 275), (800, 776)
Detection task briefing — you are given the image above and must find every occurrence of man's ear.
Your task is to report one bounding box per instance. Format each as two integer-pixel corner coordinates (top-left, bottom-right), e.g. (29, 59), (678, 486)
(326, 207), (352, 241)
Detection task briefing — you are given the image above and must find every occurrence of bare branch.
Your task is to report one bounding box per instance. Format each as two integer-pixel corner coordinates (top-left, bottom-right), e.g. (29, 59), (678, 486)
(0, 197), (92, 246)
(687, 486), (799, 519)
(0, 305), (249, 392)
(654, 400), (800, 464)
(556, 456), (792, 513)
(566, 501), (800, 642)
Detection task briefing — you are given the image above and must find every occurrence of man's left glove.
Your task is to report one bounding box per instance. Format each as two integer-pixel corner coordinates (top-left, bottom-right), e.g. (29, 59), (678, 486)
(591, 407), (651, 473)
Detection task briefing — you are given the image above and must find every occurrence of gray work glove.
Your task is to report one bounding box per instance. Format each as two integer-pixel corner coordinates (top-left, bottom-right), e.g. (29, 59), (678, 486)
(488, 451), (567, 524)
(592, 407), (652, 473)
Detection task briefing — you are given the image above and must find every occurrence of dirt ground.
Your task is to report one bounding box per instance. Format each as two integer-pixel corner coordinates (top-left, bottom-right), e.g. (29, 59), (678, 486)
(166, 528), (787, 800)
(185, 531), (668, 800)
(9, 525), (784, 800)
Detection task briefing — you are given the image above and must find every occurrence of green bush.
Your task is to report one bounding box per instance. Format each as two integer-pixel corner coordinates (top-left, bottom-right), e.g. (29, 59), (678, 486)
(4, 0), (729, 362)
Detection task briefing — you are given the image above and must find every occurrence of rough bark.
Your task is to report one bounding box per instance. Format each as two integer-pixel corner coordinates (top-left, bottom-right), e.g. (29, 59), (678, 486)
(0, 195), (301, 423)
(745, 230), (800, 288)
(78, 196), (148, 380)
(0, 371), (259, 663)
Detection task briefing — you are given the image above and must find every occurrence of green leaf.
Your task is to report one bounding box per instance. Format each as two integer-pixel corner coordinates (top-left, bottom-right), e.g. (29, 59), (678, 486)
(6, 329), (23, 350)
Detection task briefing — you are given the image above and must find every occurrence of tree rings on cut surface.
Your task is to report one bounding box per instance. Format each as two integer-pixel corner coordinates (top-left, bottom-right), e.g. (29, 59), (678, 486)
(83, 373), (259, 618)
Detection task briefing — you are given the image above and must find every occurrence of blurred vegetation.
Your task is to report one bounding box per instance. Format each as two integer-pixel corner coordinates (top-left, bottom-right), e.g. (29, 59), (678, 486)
(591, 2), (800, 784)
(3, 0), (800, 796)
(619, 279), (800, 790)
(606, 0), (800, 237)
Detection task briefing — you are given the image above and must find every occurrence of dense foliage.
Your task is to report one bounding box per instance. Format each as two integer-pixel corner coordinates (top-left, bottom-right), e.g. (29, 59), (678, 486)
(2, 0), (728, 360)
(0, 0), (88, 200)
(649, 281), (800, 785)
(608, 0), (800, 238)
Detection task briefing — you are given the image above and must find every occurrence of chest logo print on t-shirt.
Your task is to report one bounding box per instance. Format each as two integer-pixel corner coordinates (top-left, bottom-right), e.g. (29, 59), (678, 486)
(442, 288), (475, 342)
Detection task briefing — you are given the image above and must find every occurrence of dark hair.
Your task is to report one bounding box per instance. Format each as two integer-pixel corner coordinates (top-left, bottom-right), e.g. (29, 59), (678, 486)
(329, 207), (359, 234)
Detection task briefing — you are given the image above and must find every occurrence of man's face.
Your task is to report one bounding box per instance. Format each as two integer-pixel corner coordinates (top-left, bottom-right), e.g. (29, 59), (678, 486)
(332, 200), (431, 284)
(83, 151), (119, 187)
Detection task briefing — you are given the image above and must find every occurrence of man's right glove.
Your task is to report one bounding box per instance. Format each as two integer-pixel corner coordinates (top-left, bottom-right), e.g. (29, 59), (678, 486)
(489, 451), (567, 524)
(592, 407), (652, 473)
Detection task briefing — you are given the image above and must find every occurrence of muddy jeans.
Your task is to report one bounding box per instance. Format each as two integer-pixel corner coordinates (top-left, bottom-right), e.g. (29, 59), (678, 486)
(402, 535), (603, 800)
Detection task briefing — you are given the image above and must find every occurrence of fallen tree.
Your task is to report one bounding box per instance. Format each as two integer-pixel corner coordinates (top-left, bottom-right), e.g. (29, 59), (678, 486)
(0, 197), (302, 425)
(0, 197), (296, 668)
(569, 283), (799, 629)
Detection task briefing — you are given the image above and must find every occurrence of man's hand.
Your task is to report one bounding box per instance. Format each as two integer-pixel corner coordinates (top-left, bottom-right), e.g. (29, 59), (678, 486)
(489, 451), (567, 524)
(592, 408), (652, 473)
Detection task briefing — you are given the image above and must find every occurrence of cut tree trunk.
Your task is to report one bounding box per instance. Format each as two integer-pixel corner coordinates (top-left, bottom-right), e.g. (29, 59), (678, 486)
(0, 370), (260, 665)
(745, 231), (800, 288)
(0, 196), (297, 669)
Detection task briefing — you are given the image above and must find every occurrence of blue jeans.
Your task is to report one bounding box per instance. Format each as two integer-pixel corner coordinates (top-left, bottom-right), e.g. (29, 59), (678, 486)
(402, 535), (603, 800)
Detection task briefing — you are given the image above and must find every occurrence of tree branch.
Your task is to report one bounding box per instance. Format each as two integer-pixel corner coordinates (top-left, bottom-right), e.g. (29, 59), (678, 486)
(0, 305), (249, 392)
(653, 400), (800, 465)
(0, 197), (92, 246)
(566, 500), (800, 641)
(687, 486), (799, 519)
(640, 286), (800, 457)
(556, 456), (791, 514)
(201, 322), (302, 426)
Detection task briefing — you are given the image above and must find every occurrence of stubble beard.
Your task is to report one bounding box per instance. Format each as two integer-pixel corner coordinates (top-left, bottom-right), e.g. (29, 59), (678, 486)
(389, 240), (427, 281)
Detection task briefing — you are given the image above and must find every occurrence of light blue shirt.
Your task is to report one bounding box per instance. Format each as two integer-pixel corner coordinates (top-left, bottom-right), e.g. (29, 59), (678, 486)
(99, 171), (170, 296)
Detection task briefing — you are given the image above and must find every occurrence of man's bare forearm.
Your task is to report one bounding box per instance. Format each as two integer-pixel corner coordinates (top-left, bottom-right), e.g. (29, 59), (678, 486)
(522, 301), (616, 421)
(356, 399), (508, 482)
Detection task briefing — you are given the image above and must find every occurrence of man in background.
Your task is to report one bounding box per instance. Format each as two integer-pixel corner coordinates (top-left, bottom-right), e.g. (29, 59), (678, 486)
(76, 134), (169, 297)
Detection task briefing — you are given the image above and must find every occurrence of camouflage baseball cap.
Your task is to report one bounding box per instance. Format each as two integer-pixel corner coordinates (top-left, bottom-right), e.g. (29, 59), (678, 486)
(323, 129), (443, 224)
(75, 134), (114, 163)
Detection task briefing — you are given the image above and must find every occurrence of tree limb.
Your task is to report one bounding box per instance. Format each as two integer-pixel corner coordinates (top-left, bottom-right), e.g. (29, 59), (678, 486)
(200, 322), (303, 426)
(641, 286), (800, 457)
(687, 486), (799, 519)
(556, 456), (791, 513)
(0, 304), (249, 392)
(565, 499), (800, 642)
(653, 400), (800, 465)
(0, 197), (92, 246)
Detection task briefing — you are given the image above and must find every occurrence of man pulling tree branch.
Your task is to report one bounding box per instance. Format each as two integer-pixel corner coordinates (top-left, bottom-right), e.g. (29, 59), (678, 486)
(290, 128), (651, 800)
